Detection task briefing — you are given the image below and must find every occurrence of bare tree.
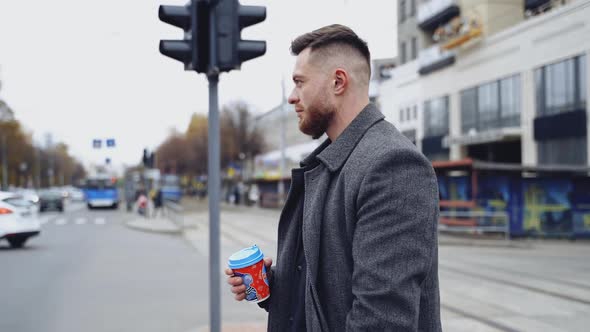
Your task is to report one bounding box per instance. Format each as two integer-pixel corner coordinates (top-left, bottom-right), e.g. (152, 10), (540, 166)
(220, 101), (265, 169)
(153, 101), (265, 179)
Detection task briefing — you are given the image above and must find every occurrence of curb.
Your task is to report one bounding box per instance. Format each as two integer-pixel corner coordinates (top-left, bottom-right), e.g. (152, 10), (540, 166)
(438, 238), (532, 249)
(124, 219), (182, 235)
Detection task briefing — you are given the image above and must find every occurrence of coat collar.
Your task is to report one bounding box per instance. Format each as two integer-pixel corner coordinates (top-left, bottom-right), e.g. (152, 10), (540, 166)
(300, 103), (384, 172)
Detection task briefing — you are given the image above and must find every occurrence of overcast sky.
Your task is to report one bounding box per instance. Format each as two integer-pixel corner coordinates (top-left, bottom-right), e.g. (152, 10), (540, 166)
(0, 0), (397, 170)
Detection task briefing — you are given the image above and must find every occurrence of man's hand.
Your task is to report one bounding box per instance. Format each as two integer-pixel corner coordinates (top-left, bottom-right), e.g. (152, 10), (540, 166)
(226, 257), (273, 301)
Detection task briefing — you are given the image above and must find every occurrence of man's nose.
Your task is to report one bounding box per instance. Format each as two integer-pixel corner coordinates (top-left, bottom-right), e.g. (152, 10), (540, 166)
(288, 89), (298, 104)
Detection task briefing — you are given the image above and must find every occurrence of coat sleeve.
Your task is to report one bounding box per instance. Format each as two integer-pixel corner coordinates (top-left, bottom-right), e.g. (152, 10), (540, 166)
(346, 148), (440, 331)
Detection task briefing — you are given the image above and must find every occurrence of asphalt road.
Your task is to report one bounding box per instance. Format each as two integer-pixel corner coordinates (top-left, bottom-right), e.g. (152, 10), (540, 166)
(0, 202), (209, 332)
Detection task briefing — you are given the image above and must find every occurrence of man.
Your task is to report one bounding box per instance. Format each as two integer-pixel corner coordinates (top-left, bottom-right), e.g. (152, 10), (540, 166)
(226, 24), (441, 331)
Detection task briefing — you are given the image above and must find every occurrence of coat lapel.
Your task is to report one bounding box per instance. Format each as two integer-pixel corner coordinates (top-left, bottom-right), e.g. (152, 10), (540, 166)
(302, 163), (328, 284)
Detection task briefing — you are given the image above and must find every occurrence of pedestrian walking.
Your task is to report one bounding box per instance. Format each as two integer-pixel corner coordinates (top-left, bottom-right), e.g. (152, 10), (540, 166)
(152, 186), (163, 218)
(226, 24), (441, 331)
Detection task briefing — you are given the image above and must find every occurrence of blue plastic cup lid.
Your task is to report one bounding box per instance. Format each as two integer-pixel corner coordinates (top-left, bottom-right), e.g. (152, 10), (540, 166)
(228, 245), (264, 269)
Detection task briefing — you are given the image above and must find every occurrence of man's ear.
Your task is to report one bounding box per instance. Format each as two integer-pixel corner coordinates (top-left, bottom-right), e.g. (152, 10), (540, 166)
(333, 68), (348, 95)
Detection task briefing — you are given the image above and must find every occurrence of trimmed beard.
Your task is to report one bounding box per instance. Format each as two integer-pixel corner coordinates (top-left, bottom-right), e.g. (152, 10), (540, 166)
(299, 100), (336, 139)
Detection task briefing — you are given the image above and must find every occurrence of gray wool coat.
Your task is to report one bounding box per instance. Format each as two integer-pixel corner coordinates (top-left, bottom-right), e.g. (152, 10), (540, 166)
(265, 103), (442, 331)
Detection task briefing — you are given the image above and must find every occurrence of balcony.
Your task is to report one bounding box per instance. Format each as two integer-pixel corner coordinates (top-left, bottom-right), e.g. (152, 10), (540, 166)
(418, 0), (460, 31)
(418, 45), (455, 75)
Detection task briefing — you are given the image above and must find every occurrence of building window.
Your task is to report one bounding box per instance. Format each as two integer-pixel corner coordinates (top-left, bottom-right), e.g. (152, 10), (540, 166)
(478, 81), (500, 129)
(535, 54), (586, 116)
(411, 37), (417, 60)
(406, 108), (411, 121)
(460, 74), (521, 134)
(400, 0), (406, 23)
(424, 96), (450, 137)
(538, 137), (587, 165)
(410, 0), (416, 17)
(461, 87), (478, 134)
(400, 41), (407, 64)
(413, 105), (418, 119)
(423, 96), (450, 161)
(500, 75), (521, 127)
(400, 109), (404, 122)
(535, 54), (587, 165)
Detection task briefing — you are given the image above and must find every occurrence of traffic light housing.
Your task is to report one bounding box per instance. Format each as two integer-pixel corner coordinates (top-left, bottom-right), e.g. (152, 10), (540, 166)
(213, 0), (266, 72)
(159, 0), (209, 73)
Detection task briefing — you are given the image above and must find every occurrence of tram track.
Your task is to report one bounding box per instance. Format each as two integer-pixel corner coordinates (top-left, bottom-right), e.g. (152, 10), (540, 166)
(441, 264), (590, 306)
(441, 303), (521, 332)
(447, 258), (590, 292)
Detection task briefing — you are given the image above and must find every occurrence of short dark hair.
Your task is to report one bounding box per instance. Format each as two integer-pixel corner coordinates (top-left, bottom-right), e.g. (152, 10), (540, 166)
(290, 24), (371, 72)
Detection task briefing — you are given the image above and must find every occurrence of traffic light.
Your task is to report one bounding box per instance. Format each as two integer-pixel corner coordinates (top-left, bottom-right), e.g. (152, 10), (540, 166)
(159, 0), (209, 73)
(213, 0), (266, 72)
(142, 148), (148, 166)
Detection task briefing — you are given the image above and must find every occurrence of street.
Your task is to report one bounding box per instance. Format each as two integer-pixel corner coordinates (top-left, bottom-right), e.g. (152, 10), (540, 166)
(0, 202), (209, 332)
(2, 199), (590, 332)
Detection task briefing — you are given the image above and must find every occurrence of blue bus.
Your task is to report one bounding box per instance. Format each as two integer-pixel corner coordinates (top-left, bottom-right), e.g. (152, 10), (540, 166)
(160, 174), (182, 202)
(83, 176), (120, 209)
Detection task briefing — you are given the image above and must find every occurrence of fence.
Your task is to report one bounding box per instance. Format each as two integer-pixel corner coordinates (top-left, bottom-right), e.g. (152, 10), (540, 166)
(439, 209), (510, 241)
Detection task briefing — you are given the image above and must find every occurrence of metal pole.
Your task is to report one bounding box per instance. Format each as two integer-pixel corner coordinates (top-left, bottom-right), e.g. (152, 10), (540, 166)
(1, 135), (7, 191)
(208, 74), (221, 332)
(278, 78), (287, 206)
(208, 2), (221, 331)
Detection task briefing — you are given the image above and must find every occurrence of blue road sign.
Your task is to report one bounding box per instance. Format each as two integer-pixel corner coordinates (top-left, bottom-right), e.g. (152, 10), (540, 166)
(106, 138), (116, 147)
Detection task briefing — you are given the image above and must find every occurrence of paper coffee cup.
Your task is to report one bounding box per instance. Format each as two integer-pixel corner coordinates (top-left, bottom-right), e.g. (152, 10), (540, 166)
(228, 245), (270, 303)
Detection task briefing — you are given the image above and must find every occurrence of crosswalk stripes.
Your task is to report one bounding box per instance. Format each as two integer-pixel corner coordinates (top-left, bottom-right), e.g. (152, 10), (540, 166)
(39, 217), (109, 226)
(39, 215), (52, 225)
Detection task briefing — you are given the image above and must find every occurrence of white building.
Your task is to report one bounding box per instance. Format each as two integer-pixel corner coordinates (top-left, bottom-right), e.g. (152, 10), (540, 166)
(381, 0), (589, 166)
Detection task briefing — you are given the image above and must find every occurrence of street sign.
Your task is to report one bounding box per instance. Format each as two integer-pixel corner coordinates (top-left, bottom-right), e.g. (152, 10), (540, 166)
(106, 138), (116, 147)
(92, 139), (102, 149)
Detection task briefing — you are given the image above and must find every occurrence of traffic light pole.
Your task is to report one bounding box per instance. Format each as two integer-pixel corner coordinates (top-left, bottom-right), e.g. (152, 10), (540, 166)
(207, 73), (221, 332)
(159, 2), (266, 330)
(207, 4), (221, 332)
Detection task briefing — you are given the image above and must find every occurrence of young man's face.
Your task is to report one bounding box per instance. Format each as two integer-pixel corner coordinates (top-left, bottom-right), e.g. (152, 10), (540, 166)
(288, 48), (336, 139)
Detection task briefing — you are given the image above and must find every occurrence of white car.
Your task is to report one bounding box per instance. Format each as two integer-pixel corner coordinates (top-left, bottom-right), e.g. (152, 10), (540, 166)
(0, 192), (41, 248)
(15, 188), (40, 204)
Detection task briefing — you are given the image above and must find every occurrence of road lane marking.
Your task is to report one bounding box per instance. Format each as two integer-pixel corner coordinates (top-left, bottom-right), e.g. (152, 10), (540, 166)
(75, 218), (86, 225)
(95, 218), (106, 225)
(55, 218), (67, 226)
(39, 215), (53, 225)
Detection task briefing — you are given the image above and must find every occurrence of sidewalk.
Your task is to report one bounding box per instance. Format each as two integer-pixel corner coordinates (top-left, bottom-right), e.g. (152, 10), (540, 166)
(125, 216), (182, 235)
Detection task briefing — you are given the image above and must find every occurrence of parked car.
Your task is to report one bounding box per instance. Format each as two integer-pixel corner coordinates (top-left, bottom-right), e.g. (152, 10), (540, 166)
(38, 190), (65, 212)
(14, 188), (40, 205)
(0, 192), (41, 248)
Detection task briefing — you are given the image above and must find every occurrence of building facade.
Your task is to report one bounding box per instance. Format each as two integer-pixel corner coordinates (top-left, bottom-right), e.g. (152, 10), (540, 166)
(380, 0), (589, 167)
